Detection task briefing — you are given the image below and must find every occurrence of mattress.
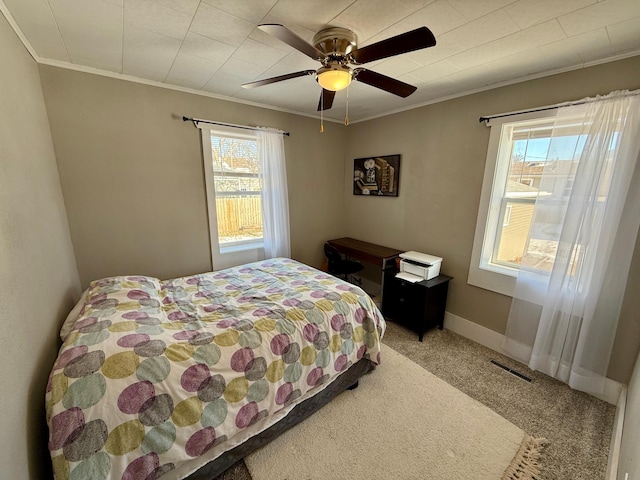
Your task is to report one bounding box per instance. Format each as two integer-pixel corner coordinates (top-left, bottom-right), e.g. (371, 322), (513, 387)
(46, 258), (385, 480)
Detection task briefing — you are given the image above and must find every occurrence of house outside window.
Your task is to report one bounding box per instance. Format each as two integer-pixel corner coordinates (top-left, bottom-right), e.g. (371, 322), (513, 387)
(469, 111), (593, 296)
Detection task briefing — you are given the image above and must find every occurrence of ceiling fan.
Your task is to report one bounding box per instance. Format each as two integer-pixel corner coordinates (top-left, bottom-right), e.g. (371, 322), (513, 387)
(242, 24), (436, 111)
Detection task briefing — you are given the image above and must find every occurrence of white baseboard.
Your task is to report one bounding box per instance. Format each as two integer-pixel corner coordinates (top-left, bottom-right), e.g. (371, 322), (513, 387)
(599, 378), (626, 407)
(443, 311), (623, 405)
(443, 311), (512, 358)
(606, 386), (627, 480)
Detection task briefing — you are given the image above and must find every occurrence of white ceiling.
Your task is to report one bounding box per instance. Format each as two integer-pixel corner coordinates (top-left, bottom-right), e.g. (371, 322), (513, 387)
(2, 0), (640, 123)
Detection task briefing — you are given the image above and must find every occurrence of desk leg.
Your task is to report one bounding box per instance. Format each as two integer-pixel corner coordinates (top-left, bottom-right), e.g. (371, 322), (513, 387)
(380, 256), (397, 305)
(380, 258), (386, 304)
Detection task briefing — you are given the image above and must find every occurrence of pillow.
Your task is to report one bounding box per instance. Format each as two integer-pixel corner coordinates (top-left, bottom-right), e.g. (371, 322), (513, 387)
(59, 289), (88, 342)
(60, 276), (163, 342)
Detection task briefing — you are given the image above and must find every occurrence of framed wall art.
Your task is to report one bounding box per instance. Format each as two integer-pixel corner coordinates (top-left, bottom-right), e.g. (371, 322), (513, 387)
(353, 154), (400, 197)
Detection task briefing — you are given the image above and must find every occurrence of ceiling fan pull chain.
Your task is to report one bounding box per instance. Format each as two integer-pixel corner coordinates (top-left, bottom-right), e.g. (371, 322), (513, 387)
(345, 85), (350, 126)
(320, 93), (324, 132)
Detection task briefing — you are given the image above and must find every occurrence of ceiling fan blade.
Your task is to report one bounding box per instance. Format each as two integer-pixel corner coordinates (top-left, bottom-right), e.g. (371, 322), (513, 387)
(351, 26), (436, 64)
(317, 89), (336, 111)
(242, 70), (315, 89)
(354, 69), (417, 98)
(258, 24), (326, 61)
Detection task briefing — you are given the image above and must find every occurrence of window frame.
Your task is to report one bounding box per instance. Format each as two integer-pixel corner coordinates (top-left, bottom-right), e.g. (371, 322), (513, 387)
(200, 125), (265, 270)
(468, 110), (557, 297)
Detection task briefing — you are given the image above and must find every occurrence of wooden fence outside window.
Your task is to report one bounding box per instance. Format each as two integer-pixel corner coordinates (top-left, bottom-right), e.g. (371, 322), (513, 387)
(216, 196), (263, 241)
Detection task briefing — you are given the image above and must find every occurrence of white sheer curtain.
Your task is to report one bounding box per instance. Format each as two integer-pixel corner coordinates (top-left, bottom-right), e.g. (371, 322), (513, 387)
(257, 128), (291, 259)
(504, 90), (640, 396)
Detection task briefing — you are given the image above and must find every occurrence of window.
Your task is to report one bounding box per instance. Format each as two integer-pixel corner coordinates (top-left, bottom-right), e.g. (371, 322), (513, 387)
(469, 110), (596, 296)
(502, 204), (512, 227)
(198, 123), (290, 270)
(200, 126), (266, 269)
(209, 134), (263, 249)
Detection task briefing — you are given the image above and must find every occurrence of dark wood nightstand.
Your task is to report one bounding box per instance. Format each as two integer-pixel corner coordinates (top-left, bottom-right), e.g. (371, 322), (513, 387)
(381, 268), (452, 342)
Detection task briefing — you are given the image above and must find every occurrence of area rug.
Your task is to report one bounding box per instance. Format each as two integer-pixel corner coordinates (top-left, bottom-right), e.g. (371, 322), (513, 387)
(245, 345), (545, 480)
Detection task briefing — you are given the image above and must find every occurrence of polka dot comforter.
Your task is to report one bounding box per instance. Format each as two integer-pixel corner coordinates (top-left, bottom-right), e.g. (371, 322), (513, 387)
(46, 258), (385, 480)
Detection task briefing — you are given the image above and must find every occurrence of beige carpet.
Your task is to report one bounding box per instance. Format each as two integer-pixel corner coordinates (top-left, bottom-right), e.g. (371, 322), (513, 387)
(245, 345), (544, 480)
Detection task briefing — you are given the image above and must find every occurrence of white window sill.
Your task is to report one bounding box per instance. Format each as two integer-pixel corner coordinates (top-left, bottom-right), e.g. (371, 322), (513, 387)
(467, 263), (516, 297)
(220, 242), (264, 254)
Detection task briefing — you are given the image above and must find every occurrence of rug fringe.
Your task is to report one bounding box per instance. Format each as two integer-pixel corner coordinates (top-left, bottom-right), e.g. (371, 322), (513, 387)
(502, 434), (548, 480)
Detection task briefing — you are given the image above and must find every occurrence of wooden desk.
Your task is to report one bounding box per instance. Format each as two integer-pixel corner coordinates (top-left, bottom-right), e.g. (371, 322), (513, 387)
(327, 238), (403, 302)
(327, 237), (403, 268)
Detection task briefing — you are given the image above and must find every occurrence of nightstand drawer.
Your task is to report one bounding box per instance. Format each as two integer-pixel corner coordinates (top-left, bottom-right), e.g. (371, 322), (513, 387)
(391, 281), (423, 314)
(381, 269), (452, 342)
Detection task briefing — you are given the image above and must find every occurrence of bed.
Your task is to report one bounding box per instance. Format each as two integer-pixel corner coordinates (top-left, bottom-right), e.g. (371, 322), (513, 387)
(46, 258), (385, 480)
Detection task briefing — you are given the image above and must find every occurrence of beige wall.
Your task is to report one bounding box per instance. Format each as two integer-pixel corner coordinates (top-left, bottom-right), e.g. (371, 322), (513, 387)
(610, 229), (640, 383)
(39, 66), (348, 287)
(344, 56), (640, 383)
(618, 350), (640, 479)
(609, 199), (640, 480)
(0, 14), (81, 480)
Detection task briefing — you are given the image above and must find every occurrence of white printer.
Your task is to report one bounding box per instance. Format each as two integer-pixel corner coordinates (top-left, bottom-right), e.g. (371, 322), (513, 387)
(398, 251), (443, 281)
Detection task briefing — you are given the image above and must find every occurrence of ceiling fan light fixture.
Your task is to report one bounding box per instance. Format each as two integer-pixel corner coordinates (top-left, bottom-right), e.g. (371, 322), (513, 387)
(244, 24), (436, 111)
(317, 65), (352, 91)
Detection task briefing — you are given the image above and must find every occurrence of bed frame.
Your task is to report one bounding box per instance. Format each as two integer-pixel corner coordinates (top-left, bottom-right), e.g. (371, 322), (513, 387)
(185, 358), (376, 479)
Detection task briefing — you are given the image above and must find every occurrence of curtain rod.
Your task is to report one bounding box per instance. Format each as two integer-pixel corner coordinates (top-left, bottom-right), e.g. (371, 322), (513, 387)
(182, 116), (290, 136)
(478, 90), (640, 124)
